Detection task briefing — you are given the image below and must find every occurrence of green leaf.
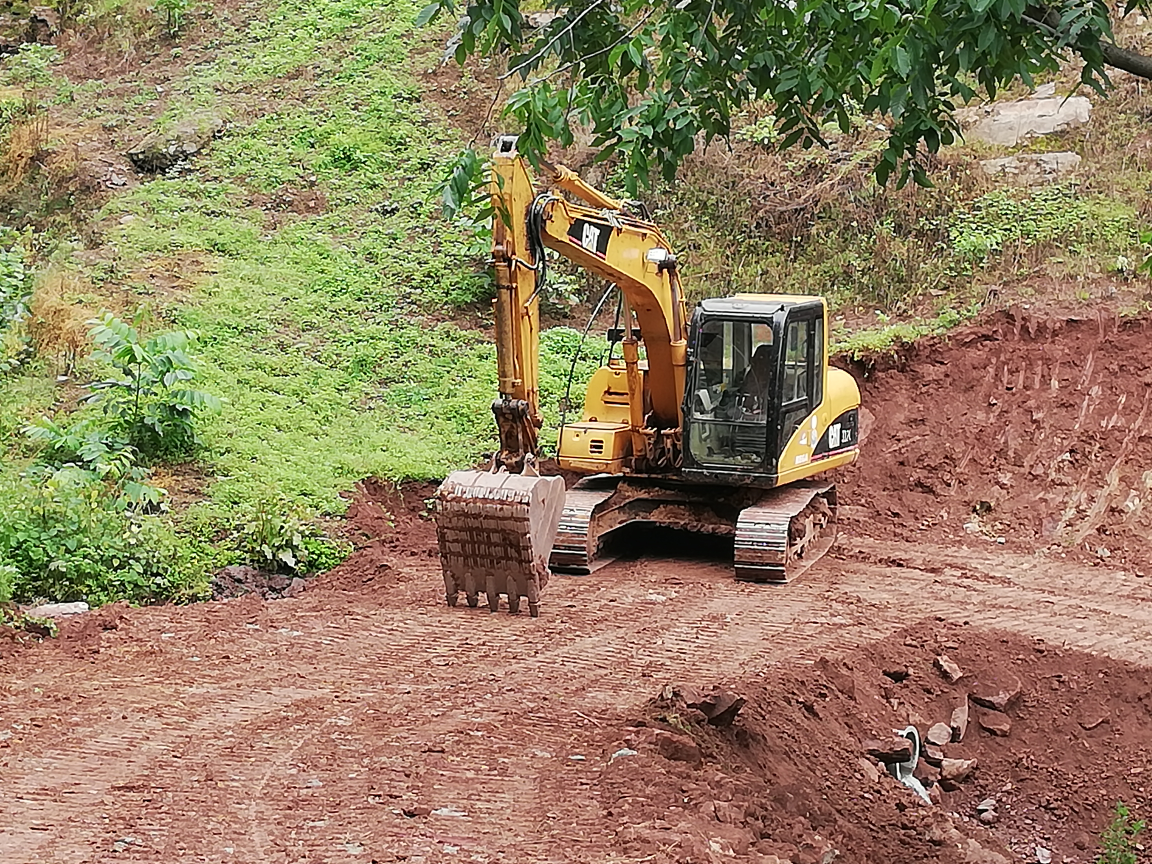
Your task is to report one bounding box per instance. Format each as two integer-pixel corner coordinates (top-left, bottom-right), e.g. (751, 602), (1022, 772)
(414, 1), (441, 27)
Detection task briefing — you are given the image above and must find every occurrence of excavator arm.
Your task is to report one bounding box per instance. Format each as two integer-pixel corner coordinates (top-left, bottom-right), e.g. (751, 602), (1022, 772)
(436, 136), (690, 617)
(489, 136), (688, 470)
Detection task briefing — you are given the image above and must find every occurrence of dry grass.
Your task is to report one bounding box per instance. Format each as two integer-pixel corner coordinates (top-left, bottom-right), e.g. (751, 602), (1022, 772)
(27, 269), (91, 375)
(0, 111), (48, 194)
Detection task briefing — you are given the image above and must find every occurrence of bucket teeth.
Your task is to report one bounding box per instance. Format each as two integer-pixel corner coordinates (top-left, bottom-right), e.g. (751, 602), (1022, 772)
(435, 469), (565, 617)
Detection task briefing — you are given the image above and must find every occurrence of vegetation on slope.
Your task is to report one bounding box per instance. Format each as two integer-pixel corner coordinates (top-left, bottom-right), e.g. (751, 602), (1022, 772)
(0, 0), (603, 603)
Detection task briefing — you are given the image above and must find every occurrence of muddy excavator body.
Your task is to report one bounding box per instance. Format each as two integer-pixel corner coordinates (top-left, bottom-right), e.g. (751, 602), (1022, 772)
(434, 136), (861, 613)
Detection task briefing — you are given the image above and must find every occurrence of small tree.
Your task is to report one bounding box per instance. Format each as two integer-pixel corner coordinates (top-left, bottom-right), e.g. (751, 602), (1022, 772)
(420, 0), (1152, 194)
(82, 312), (221, 461)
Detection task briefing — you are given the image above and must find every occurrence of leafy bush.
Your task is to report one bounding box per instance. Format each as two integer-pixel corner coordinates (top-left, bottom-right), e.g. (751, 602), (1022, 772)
(1, 44), (59, 87)
(0, 562), (15, 603)
(0, 466), (203, 604)
(5, 313), (223, 605)
(155, 0), (191, 35)
(82, 313), (222, 462)
(1098, 803), (1145, 864)
(0, 242), (32, 374)
(231, 497), (348, 574)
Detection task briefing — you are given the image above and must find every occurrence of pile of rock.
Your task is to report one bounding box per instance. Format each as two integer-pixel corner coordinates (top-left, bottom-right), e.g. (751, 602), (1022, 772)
(861, 654), (1023, 803)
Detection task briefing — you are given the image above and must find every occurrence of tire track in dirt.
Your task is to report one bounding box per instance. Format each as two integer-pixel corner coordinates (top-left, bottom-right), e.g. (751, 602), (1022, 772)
(3, 543), (1152, 862)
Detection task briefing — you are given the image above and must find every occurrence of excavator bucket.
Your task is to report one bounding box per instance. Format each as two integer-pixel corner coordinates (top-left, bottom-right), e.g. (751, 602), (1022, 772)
(435, 465), (566, 617)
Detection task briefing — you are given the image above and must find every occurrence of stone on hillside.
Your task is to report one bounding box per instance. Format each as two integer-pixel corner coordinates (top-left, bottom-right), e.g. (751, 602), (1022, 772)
(977, 709), (1012, 737)
(970, 672), (1022, 712)
(951, 701), (970, 742)
(940, 757), (977, 783)
(922, 745), (945, 767)
(660, 683), (746, 727)
(958, 93), (1091, 147)
(963, 838), (1011, 864)
(127, 111), (225, 173)
(864, 737), (913, 764)
(629, 727), (702, 765)
(679, 685), (746, 727)
(980, 152), (1081, 182)
(858, 756), (881, 783)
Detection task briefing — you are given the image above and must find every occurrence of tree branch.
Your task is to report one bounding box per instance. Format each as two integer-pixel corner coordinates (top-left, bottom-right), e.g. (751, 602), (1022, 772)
(1100, 39), (1152, 80)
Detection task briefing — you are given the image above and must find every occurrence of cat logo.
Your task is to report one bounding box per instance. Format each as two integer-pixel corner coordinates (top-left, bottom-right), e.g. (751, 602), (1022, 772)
(567, 218), (611, 257)
(581, 223), (601, 253)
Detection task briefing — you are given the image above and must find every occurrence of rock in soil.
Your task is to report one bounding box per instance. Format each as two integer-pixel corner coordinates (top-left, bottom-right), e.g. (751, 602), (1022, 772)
(940, 757), (977, 784)
(977, 709), (1012, 737)
(1077, 709), (1110, 731)
(962, 837), (1011, 864)
(629, 727), (703, 765)
(970, 672), (1023, 712)
(951, 701), (970, 742)
(913, 760), (940, 788)
(25, 601), (89, 618)
(212, 565), (308, 600)
(815, 656), (856, 699)
(857, 757), (881, 783)
(864, 737), (913, 763)
(936, 654), (964, 683)
(671, 684), (747, 727)
(976, 797), (997, 813)
(926, 722), (953, 747)
(922, 744), (945, 767)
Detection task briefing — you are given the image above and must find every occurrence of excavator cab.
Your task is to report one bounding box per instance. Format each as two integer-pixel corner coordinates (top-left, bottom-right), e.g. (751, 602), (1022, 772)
(682, 296), (859, 487)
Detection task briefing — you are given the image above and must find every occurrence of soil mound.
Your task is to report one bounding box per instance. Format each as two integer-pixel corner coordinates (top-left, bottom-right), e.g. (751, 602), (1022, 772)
(602, 622), (1152, 863)
(841, 309), (1152, 570)
(314, 478), (439, 591)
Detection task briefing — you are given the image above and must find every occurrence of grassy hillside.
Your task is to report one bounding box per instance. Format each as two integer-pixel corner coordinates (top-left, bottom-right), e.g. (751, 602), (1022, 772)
(0, 0), (602, 602)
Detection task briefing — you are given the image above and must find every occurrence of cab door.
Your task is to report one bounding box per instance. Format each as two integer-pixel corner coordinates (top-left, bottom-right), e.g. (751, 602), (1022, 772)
(776, 310), (824, 470)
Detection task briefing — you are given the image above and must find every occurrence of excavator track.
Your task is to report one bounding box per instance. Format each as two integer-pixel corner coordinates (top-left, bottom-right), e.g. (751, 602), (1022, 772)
(734, 482), (837, 583)
(549, 488), (619, 574)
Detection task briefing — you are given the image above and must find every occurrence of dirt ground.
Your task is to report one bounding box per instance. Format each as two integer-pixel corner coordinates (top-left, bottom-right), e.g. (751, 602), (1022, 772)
(3, 310), (1152, 864)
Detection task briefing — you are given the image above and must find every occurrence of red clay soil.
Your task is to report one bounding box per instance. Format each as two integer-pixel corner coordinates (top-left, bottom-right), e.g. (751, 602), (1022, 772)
(605, 621), (1152, 864)
(839, 307), (1152, 573)
(318, 478), (440, 592)
(7, 311), (1152, 863)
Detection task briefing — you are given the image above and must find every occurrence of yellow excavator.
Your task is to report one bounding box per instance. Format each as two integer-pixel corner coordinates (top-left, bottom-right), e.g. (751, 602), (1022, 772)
(435, 136), (861, 616)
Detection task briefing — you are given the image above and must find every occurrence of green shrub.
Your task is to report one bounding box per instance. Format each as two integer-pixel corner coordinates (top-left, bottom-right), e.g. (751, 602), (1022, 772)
(1, 44), (60, 87)
(0, 562), (15, 603)
(0, 243), (32, 374)
(0, 466), (203, 604)
(155, 0), (191, 35)
(1098, 803), (1145, 864)
(81, 312), (222, 462)
(231, 496), (348, 573)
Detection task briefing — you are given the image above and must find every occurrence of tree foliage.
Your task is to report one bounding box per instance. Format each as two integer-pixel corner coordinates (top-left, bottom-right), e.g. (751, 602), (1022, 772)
(420, 0), (1152, 192)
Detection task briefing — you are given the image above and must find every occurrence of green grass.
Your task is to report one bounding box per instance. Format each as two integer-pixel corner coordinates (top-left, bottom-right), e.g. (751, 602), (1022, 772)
(58, 0), (545, 518)
(5, 0), (603, 533)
